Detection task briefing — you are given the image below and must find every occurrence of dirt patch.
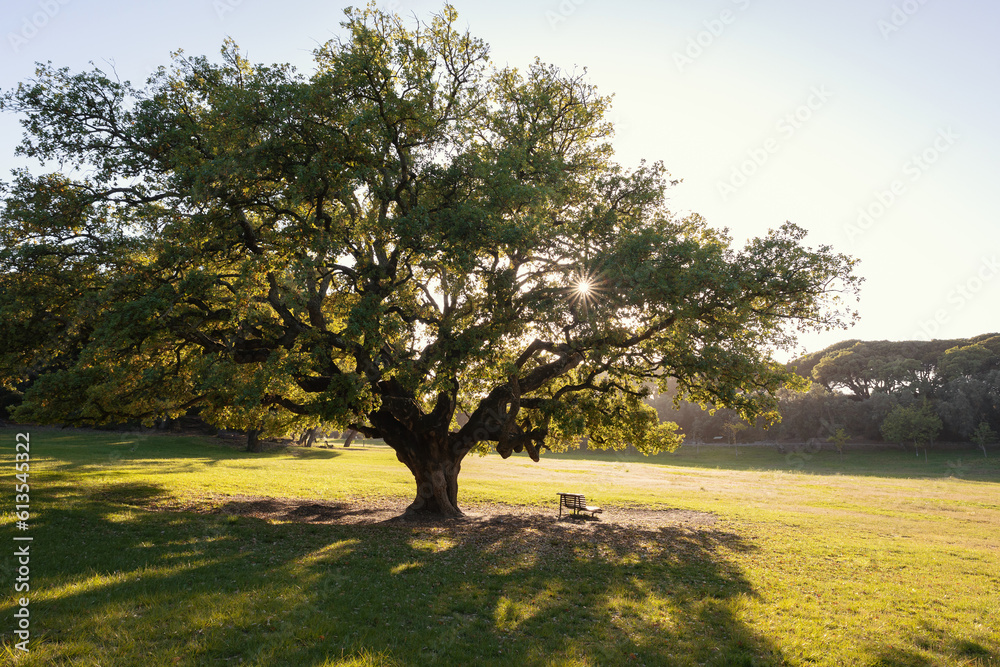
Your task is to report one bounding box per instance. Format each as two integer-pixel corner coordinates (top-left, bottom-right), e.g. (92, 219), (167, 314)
(132, 491), (741, 563)
(170, 494), (716, 530)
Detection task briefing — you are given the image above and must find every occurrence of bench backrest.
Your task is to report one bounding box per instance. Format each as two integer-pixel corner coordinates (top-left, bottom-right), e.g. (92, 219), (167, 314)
(561, 494), (587, 509)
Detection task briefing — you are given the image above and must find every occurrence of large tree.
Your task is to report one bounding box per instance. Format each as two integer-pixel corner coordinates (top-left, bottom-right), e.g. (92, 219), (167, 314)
(0, 5), (860, 516)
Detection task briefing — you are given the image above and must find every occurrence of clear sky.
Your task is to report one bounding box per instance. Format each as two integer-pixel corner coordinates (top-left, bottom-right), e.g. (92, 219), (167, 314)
(2, 0), (998, 359)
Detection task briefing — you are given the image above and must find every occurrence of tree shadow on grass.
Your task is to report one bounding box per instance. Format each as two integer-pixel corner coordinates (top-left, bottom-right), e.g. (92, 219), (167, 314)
(950, 638), (997, 662)
(371, 512), (776, 665)
(864, 624), (1000, 667)
(218, 498), (389, 524)
(286, 447), (344, 460)
(2, 482), (788, 666)
(86, 480), (165, 505)
(26, 431), (343, 476)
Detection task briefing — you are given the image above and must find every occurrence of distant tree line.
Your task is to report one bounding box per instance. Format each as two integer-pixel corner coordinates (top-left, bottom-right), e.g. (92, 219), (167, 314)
(649, 334), (1000, 452)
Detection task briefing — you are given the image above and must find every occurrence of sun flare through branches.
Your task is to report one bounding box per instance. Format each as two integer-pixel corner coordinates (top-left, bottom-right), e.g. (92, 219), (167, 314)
(568, 269), (605, 311)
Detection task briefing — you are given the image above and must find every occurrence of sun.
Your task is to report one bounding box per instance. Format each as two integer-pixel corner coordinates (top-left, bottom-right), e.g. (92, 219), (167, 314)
(568, 270), (602, 310)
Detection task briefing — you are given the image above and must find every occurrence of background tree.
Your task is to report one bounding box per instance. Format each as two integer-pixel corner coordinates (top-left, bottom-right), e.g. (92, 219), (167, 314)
(779, 334), (1000, 445)
(971, 421), (997, 458)
(810, 340), (931, 400)
(0, 4), (860, 516)
(774, 382), (832, 441)
(828, 426), (850, 461)
(721, 416), (748, 455)
(811, 346), (875, 399)
(939, 342), (997, 381)
(880, 403), (943, 460)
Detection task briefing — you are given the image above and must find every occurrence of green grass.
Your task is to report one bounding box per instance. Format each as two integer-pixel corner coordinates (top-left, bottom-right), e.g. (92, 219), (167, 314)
(539, 441), (1000, 479)
(2, 427), (999, 666)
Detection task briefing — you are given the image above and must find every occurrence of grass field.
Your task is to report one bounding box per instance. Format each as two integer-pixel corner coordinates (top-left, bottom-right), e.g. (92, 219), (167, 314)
(2, 427), (999, 666)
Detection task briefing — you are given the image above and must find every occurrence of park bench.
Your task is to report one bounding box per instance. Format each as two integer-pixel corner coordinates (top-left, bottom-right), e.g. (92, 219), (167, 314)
(558, 492), (602, 518)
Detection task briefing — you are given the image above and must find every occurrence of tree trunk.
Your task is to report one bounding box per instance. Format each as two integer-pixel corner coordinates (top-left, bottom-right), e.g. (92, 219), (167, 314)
(298, 427), (319, 447)
(369, 386), (472, 518)
(246, 428), (263, 453)
(343, 429), (358, 447)
(393, 442), (465, 518)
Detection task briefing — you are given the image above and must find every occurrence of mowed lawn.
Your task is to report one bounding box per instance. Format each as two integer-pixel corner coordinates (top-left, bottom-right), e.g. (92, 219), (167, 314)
(1, 428), (999, 666)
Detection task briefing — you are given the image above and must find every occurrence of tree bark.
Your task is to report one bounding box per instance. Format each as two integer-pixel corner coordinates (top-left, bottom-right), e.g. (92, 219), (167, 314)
(393, 439), (465, 517)
(298, 427), (319, 447)
(246, 428), (263, 453)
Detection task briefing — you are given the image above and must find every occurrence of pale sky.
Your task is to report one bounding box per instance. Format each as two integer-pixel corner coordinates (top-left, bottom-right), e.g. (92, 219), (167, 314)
(2, 0), (998, 358)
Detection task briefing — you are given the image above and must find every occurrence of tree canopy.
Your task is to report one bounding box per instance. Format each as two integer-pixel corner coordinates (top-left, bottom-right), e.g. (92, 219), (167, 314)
(0, 4), (860, 515)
